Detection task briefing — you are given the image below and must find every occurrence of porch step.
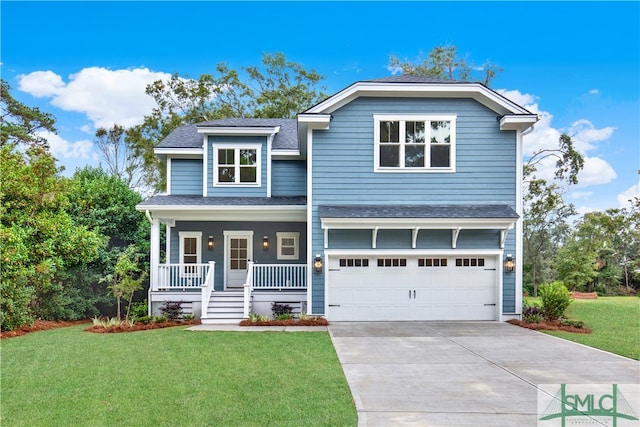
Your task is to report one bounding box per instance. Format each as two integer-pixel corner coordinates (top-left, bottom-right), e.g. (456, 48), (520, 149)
(203, 291), (245, 323)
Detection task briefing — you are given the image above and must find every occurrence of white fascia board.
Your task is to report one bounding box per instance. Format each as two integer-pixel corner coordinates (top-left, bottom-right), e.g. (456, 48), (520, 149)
(321, 217), (517, 230)
(135, 205), (306, 222)
(305, 82), (534, 116)
(499, 114), (539, 131)
(154, 147), (203, 156)
(297, 114), (332, 126)
(196, 126), (280, 135)
(271, 149), (301, 160)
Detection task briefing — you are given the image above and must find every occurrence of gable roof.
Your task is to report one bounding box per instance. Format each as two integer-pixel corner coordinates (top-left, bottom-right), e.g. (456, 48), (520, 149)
(303, 76), (537, 122)
(156, 118), (298, 150)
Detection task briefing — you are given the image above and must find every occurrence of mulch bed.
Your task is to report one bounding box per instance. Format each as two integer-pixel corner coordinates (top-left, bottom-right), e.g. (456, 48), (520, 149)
(1, 319), (91, 339)
(84, 319), (200, 334)
(239, 317), (329, 327)
(507, 319), (591, 334)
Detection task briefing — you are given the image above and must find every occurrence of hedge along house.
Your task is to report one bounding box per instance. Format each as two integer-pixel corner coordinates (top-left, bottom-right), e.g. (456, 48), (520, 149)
(136, 75), (538, 323)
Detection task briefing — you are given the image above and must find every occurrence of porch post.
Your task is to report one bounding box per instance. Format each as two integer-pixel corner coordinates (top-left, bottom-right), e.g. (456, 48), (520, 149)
(150, 217), (160, 291)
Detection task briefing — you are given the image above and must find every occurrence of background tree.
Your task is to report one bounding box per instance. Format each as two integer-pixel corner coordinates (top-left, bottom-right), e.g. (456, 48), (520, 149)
(1, 146), (102, 329)
(126, 52), (326, 192)
(0, 79), (56, 150)
(95, 124), (145, 190)
(522, 134), (584, 296)
(388, 45), (503, 86)
(62, 166), (150, 318)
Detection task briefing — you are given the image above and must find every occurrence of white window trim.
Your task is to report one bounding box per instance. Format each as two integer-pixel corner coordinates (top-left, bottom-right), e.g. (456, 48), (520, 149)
(178, 231), (202, 277)
(276, 232), (300, 260)
(373, 114), (456, 173)
(213, 143), (262, 187)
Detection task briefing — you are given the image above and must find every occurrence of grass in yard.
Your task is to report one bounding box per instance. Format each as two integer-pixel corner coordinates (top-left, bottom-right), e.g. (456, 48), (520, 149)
(525, 296), (640, 360)
(1, 325), (357, 427)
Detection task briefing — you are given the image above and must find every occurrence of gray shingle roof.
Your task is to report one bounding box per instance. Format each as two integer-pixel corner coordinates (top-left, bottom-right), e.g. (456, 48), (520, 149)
(365, 75), (467, 84)
(318, 204), (519, 219)
(156, 118), (298, 150)
(138, 195), (306, 207)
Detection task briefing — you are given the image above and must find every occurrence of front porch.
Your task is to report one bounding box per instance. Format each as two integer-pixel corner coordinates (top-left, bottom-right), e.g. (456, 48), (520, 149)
(149, 262), (308, 323)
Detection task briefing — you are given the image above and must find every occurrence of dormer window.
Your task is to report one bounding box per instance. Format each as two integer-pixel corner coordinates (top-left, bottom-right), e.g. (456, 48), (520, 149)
(374, 115), (456, 172)
(213, 144), (261, 186)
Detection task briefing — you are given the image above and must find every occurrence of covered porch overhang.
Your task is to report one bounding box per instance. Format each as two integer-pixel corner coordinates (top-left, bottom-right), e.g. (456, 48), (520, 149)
(319, 204), (518, 250)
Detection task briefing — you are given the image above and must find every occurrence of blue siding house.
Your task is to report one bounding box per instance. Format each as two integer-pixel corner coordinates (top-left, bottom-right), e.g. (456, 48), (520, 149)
(137, 76), (538, 323)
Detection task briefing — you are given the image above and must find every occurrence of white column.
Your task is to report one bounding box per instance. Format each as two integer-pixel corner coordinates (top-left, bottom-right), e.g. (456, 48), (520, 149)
(150, 218), (160, 291)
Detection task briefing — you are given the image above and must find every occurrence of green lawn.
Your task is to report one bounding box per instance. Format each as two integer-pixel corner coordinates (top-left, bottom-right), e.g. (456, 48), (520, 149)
(1, 325), (357, 427)
(525, 296), (640, 360)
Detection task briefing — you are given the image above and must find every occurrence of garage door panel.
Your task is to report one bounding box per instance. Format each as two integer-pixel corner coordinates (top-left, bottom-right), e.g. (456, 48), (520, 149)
(327, 255), (498, 321)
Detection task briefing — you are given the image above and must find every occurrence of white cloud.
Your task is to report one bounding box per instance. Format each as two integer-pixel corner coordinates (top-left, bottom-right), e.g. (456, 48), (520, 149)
(617, 184), (639, 209)
(501, 89), (617, 188)
(588, 89), (599, 95)
(79, 124), (92, 134)
(18, 67), (171, 128)
(18, 70), (65, 97)
(577, 156), (617, 186)
(570, 191), (594, 200)
(567, 119), (615, 153)
(39, 131), (95, 161)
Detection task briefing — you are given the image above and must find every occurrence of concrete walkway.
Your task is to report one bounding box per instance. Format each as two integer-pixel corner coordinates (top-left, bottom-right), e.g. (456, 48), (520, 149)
(328, 321), (640, 427)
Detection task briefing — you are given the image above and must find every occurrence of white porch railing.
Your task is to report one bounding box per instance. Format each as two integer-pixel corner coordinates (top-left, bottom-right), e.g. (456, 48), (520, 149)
(155, 263), (212, 290)
(243, 263), (307, 318)
(251, 264), (307, 289)
(201, 261), (216, 317)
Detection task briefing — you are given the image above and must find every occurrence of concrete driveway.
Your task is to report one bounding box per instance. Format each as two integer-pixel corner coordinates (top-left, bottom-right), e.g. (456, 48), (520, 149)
(328, 322), (640, 427)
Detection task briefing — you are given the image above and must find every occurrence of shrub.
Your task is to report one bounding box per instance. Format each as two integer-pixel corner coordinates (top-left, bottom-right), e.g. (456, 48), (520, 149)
(522, 302), (543, 324)
(159, 301), (183, 321)
(539, 281), (572, 322)
(275, 313), (292, 320)
(129, 300), (148, 321)
(271, 302), (293, 318)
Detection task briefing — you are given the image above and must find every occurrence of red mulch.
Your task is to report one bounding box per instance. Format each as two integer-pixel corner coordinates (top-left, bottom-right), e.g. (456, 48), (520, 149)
(507, 319), (591, 334)
(84, 319), (200, 334)
(239, 317), (329, 327)
(0, 319), (91, 339)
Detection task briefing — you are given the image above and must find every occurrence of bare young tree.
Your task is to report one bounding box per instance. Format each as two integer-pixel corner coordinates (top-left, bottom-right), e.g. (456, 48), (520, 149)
(95, 124), (145, 191)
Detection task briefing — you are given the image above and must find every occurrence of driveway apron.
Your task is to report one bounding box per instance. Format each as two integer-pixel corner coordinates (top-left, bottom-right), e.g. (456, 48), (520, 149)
(328, 321), (640, 427)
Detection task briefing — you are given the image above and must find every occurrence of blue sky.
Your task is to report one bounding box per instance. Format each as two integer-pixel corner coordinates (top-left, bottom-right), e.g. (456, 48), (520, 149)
(2, 1), (639, 213)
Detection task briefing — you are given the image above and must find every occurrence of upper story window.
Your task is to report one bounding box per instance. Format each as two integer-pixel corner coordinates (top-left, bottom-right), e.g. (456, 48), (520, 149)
(374, 115), (456, 172)
(213, 144), (261, 186)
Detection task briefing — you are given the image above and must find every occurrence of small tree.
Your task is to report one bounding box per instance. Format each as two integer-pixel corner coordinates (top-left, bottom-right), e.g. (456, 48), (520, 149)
(110, 245), (147, 320)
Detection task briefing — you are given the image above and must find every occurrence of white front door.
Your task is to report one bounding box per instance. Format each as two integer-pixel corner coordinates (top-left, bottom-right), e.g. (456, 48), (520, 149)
(224, 231), (253, 288)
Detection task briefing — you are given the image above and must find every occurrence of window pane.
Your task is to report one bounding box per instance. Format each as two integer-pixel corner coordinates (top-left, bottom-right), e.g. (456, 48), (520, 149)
(218, 149), (234, 165)
(240, 149), (256, 165)
(380, 145), (399, 167)
(282, 247), (295, 256)
(430, 121), (451, 144)
(380, 121), (399, 143)
(282, 238), (294, 246)
(240, 166), (257, 182)
(430, 145), (450, 167)
(218, 167), (235, 182)
(183, 255), (197, 264)
(405, 145), (425, 167)
(184, 237), (197, 255)
(406, 121), (425, 143)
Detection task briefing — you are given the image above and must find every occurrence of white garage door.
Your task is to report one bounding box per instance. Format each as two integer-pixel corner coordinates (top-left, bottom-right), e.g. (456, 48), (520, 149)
(326, 255), (498, 321)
